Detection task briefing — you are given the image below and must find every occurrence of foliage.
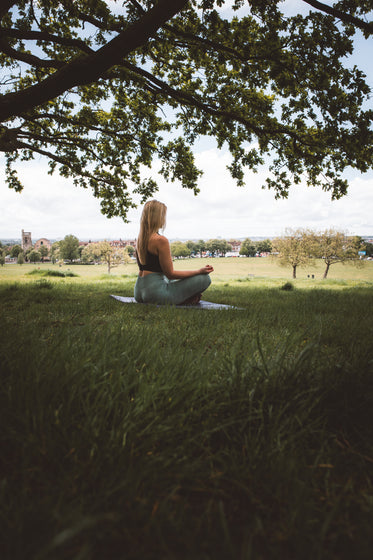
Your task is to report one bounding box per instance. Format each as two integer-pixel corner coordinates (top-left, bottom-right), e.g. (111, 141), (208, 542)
(17, 252), (24, 265)
(28, 249), (41, 263)
(186, 240), (199, 255)
(196, 239), (207, 257)
(0, 250), (5, 266)
(364, 241), (373, 257)
(124, 244), (135, 256)
(281, 281), (295, 291)
(239, 237), (256, 257)
(27, 268), (78, 278)
(38, 245), (49, 261)
(58, 234), (80, 262)
(0, 279), (373, 559)
(206, 238), (231, 256)
(10, 244), (23, 258)
(311, 228), (363, 278)
(82, 241), (130, 273)
(1, 1), (372, 218)
(170, 240), (190, 258)
(256, 238), (272, 254)
(50, 241), (61, 264)
(272, 228), (315, 278)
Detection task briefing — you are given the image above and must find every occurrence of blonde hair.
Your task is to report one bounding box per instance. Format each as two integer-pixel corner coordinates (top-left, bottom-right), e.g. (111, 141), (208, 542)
(136, 200), (167, 264)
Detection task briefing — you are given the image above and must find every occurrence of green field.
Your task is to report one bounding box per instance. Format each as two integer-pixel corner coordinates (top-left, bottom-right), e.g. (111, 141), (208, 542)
(1, 259), (372, 559)
(1, 256), (373, 285)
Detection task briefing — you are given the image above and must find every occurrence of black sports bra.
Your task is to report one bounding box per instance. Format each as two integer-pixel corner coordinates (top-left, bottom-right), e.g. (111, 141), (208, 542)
(136, 250), (163, 273)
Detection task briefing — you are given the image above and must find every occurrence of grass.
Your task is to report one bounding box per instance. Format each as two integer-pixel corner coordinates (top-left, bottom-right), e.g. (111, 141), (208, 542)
(0, 261), (373, 559)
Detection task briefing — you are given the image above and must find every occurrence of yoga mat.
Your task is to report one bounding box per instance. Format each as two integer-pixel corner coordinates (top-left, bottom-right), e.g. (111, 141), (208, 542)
(110, 295), (241, 310)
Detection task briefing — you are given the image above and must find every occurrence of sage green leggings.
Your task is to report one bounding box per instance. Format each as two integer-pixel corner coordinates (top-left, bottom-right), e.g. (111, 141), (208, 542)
(134, 273), (211, 305)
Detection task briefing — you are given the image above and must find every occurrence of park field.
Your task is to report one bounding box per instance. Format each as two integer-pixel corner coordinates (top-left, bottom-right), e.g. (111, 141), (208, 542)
(1, 255), (373, 286)
(0, 258), (372, 559)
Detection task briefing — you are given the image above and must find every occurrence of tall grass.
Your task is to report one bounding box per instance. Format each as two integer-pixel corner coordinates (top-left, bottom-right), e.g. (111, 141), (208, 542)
(0, 279), (372, 559)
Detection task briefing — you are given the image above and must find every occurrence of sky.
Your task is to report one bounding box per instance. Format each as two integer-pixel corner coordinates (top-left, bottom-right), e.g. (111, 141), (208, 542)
(1, 1), (372, 242)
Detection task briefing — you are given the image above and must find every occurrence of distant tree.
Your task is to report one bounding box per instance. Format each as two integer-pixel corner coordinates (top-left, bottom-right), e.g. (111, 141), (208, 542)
(354, 237), (373, 258)
(28, 250), (41, 263)
(196, 240), (207, 258)
(219, 240), (232, 256)
(39, 245), (49, 262)
(0, 250), (5, 266)
(17, 252), (24, 265)
(206, 239), (230, 256)
(256, 239), (272, 254)
(10, 244), (23, 258)
(50, 242), (61, 264)
(272, 229), (314, 279)
(186, 241), (199, 255)
(59, 235), (80, 263)
(82, 241), (129, 273)
(312, 229), (363, 279)
(125, 245), (135, 257)
(240, 238), (257, 257)
(170, 241), (190, 258)
(364, 242), (373, 258)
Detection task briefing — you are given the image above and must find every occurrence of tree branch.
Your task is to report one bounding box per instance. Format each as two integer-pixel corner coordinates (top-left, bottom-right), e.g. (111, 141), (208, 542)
(0, 28), (94, 55)
(0, 0), (189, 122)
(121, 61), (313, 145)
(302, 0), (373, 35)
(0, 1), (18, 20)
(0, 38), (64, 69)
(15, 139), (111, 184)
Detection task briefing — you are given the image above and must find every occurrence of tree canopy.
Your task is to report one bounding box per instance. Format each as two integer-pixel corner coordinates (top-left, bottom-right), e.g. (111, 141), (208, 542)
(272, 227), (315, 278)
(1, 0), (372, 220)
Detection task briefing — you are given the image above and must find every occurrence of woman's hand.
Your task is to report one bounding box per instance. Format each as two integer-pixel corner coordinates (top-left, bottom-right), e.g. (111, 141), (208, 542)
(199, 264), (214, 274)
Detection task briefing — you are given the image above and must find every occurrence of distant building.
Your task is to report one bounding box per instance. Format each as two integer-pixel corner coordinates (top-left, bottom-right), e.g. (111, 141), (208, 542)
(228, 240), (242, 254)
(21, 229), (32, 251)
(34, 238), (52, 251)
(110, 239), (136, 248)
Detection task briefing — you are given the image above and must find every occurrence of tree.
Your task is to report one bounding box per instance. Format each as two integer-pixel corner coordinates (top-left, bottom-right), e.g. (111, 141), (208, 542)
(17, 252), (24, 265)
(186, 240), (199, 255)
(272, 228), (314, 279)
(256, 239), (272, 254)
(10, 244), (23, 258)
(82, 241), (129, 273)
(170, 241), (190, 258)
(59, 235), (80, 263)
(240, 238), (256, 257)
(125, 245), (135, 257)
(39, 245), (49, 262)
(28, 249), (41, 263)
(312, 229), (363, 278)
(364, 241), (373, 258)
(219, 240), (232, 256)
(1, 1), (372, 220)
(196, 240), (207, 258)
(0, 250), (5, 266)
(206, 239), (223, 256)
(50, 242), (60, 264)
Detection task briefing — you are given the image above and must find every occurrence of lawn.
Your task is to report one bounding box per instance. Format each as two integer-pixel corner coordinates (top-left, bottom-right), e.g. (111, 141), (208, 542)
(0, 260), (372, 559)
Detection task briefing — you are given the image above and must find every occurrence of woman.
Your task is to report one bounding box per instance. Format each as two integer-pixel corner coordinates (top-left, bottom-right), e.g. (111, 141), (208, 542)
(134, 200), (213, 305)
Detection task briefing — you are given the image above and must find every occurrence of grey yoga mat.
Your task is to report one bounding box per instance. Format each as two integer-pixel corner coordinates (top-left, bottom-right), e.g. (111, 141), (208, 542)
(110, 295), (241, 310)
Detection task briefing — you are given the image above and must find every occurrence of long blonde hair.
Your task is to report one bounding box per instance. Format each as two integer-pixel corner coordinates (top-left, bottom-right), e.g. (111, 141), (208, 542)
(136, 200), (167, 264)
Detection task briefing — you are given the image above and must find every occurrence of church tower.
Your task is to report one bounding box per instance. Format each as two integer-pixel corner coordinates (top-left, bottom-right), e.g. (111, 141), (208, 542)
(22, 229), (32, 251)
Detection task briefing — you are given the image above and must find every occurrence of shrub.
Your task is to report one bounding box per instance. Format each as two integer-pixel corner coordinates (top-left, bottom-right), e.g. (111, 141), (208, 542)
(281, 281), (295, 291)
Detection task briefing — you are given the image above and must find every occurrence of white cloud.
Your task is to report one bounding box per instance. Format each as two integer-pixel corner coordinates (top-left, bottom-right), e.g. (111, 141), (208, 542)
(1, 148), (373, 241)
(1, 149), (372, 242)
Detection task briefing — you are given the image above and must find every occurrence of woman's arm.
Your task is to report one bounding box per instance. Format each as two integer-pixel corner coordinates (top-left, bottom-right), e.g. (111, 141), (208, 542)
(156, 236), (213, 280)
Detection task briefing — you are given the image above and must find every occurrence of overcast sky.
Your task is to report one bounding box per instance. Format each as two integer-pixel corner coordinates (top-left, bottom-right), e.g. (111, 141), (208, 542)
(1, 1), (372, 242)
